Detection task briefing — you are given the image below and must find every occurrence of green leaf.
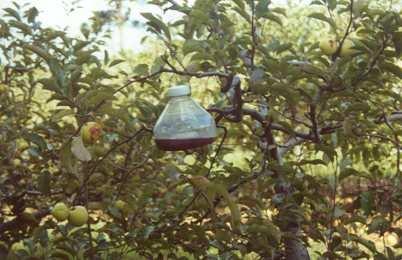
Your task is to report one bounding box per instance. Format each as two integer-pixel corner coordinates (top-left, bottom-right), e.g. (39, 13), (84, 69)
(151, 56), (164, 74)
(339, 168), (359, 181)
(382, 62), (402, 78)
(51, 249), (75, 260)
(71, 137), (92, 162)
(82, 88), (116, 107)
(233, 7), (251, 21)
(183, 40), (203, 56)
(39, 77), (61, 93)
(38, 171), (51, 195)
(326, 0), (337, 10)
(368, 216), (390, 234)
(308, 12), (336, 28)
(9, 20), (32, 34)
(23, 44), (52, 61)
(25, 7), (38, 23)
(134, 64), (149, 75)
(264, 13), (282, 26)
(3, 7), (21, 20)
(271, 7), (286, 16)
(211, 183), (241, 229)
(349, 234), (378, 253)
(345, 102), (370, 113)
(103, 50), (109, 65)
(296, 159), (327, 166)
(310, 0), (323, 5)
(256, 0), (270, 18)
(392, 31), (402, 56)
(109, 59), (125, 67)
(143, 226), (155, 239)
(60, 143), (77, 174)
(141, 12), (171, 40)
(24, 133), (47, 151)
(317, 144), (336, 162)
(232, 0), (245, 10)
(51, 109), (75, 121)
(24, 44), (65, 89)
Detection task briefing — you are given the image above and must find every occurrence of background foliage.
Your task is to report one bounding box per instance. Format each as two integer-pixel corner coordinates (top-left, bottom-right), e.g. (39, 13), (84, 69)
(0, 0), (401, 259)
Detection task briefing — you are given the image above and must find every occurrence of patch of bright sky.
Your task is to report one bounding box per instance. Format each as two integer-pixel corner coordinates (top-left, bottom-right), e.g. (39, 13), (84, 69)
(0, 0), (315, 53)
(4, 0), (398, 54)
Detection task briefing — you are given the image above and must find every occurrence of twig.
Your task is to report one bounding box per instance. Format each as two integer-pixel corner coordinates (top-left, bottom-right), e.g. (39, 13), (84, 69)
(75, 128), (147, 202)
(352, 35), (389, 86)
(278, 137), (306, 157)
(205, 125), (227, 178)
(308, 104), (320, 143)
(327, 160), (339, 255)
(331, 0), (354, 61)
(250, 0), (256, 69)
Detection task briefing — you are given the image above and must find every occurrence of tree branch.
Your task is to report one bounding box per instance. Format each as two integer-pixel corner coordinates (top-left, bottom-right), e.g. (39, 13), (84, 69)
(278, 137), (307, 157)
(331, 0), (354, 61)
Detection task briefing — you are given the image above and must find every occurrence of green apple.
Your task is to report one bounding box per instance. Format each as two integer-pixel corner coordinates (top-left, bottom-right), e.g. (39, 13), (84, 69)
(340, 39), (357, 57)
(81, 122), (102, 145)
(12, 158), (21, 166)
(11, 241), (27, 252)
(68, 206), (88, 226)
(115, 200), (127, 211)
(319, 38), (338, 56)
(51, 202), (70, 222)
(0, 83), (7, 95)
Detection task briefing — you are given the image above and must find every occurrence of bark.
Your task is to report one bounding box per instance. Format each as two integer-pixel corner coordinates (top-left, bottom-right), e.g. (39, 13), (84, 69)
(265, 127), (310, 260)
(284, 226), (310, 260)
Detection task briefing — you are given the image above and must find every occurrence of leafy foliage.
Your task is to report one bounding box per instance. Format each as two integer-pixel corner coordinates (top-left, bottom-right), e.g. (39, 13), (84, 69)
(0, 0), (401, 259)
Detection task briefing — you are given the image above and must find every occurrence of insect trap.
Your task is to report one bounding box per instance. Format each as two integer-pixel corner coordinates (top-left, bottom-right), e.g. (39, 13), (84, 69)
(153, 85), (217, 151)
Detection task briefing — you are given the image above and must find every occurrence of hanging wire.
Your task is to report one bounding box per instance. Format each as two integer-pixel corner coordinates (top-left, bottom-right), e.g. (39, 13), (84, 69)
(176, 124), (228, 221)
(205, 125), (227, 178)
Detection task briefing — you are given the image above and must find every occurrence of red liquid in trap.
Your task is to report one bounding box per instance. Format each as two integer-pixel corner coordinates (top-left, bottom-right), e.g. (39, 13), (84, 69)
(155, 137), (215, 151)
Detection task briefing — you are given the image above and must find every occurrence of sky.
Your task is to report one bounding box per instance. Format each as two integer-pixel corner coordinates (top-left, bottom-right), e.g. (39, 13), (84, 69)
(0, 0), (304, 53)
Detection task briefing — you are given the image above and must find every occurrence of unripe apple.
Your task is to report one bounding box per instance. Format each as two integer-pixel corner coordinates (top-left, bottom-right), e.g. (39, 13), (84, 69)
(319, 38), (338, 56)
(115, 200), (127, 211)
(81, 122), (102, 145)
(68, 206), (88, 226)
(0, 83), (7, 95)
(51, 202), (70, 222)
(11, 241), (27, 252)
(340, 39), (357, 57)
(21, 208), (38, 225)
(384, 232), (399, 246)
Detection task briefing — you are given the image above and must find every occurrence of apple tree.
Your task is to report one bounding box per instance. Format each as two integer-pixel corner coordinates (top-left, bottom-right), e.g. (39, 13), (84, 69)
(0, 0), (401, 259)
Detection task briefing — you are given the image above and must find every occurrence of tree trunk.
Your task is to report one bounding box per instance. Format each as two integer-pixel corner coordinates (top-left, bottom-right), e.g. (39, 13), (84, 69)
(265, 128), (310, 260)
(284, 225), (310, 260)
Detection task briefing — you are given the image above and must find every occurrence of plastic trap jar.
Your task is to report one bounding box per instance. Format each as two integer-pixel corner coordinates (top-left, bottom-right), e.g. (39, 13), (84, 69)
(153, 85), (217, 151)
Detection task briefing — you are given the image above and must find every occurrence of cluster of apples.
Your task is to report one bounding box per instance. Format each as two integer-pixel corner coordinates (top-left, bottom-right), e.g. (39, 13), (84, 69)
(51, 202), (88, 226)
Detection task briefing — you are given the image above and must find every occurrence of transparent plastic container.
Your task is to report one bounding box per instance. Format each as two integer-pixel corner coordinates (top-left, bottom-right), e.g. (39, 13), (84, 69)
(154, 85), (217, 151)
